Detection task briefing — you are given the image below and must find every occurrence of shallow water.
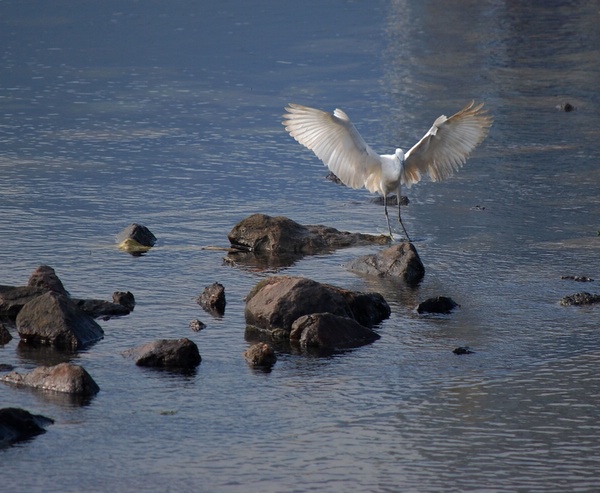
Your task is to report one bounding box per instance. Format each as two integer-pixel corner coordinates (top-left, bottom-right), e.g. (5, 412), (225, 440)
(1, 1), (600, 492)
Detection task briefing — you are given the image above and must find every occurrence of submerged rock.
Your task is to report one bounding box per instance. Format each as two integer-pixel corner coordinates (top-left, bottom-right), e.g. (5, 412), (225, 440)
(73, 299), (131, 319)
(243, 342), (277, 368)
(1, 363), (99, 396)
(117, 223), (157, 254)
(347, 242), (425, 285)
(113, 291), (136, 311)
(290, 312), (380, 350)
(0, 407), (54, 447)
(228, 213), (389, 254)
(124, 338), (201, 369)
(560, 292), (600, 306)
(245, 276), (389, 348)
(0, 322), (12, 344)
(197, 282), (226, 316)
(16, 291), (104, 349)
(560, 275), (594, 282)
(189, 319), (206, 332)
(417, 296), (460, 314)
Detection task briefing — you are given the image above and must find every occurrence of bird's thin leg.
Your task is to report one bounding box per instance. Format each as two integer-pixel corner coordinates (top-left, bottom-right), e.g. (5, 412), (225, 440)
(397, 187), (411, 242)
(383, 195), (394, 240)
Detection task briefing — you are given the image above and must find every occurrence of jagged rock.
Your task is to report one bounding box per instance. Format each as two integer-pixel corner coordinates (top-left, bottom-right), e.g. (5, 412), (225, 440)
(1, 363), (99, 396)
(16, 291), (104, 349)
(417, 296), (459, 314)
(189, 319), (206, 332)
(0, 322), (12, 344)
(560, 292), (600, 306)
(560, 275), (594, 282)
(117, 223), (157, 254)
(228, 213), (389, 254)
(290, 313), (380, 350)
(0, 408), (54, 447)
(245, 276), (390, 340)
(124, 338), (201, 368)
(0, 285), (47, 320)
(243, 342), (277, 368)
(197, 283), (226, 315)
(113, 291), (135, 311)
(347, 242), (425, 284)
(27, 265), (69, 295)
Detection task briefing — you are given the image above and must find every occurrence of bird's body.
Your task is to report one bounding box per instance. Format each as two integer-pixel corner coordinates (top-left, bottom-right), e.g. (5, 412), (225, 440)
(282, 101), (492, 240)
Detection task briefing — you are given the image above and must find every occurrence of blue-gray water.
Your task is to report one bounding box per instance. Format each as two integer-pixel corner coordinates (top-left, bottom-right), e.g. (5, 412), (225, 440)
(1, 1), (600, 492)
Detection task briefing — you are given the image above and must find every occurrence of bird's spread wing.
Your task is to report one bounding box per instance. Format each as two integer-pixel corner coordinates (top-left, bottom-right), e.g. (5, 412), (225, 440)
(403, 101), (493, 186)
(283, 104), (381, 191)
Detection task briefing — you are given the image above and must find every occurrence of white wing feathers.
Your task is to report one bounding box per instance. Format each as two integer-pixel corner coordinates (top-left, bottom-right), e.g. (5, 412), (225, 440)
(282, 104), (382, 190)
(402, 101), (492, 186)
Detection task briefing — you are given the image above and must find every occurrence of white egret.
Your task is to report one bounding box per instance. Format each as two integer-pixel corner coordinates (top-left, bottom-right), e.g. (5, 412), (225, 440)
(282, 101), (492, 241)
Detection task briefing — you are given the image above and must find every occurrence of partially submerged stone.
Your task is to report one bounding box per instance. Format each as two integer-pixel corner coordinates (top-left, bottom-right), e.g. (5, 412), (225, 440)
(197, 282), (226, 316)
(117, 223), (157, 254)
(73, 299), (131, 319)
(417, 296), (459, 314)
(290, 313), (380, 350)
(113, 291), (135, 311)
(189, 319), (206, 332)
(243, 342), (277, 368)
(560, 292), (600, 306)
(228, 213), (389, 254)
(124, 338), (201, 369)
(16, 291), (104, 349)
(0, 407), (54, 447)
(0, 285), (46, 320)
(347, 242), (425, 285)
(0, 322), (12, 344)
(1, 363), (99, 396)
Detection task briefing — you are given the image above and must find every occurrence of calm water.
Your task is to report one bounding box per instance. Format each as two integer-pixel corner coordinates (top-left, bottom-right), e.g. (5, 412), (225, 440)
(1, 1), (600, 492)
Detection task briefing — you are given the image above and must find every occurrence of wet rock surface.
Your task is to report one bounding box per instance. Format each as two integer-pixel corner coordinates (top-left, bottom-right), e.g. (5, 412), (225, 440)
(228, 213), (389, 255)
(417, 296), (460, 314)
(117, 223), (157, 254)
(27, 265), (69, 296)
(0, 322), (12, 344)
(347, 242), (425, 284)
(559, 292), (600, 306)
(243, 342), (277, 368)
(124, 338), (201, 369)
(1, 362), (100, 396)
(197, 282), (226, 316)
(0, 285), (47, 320)
(0, 407), (54, 447)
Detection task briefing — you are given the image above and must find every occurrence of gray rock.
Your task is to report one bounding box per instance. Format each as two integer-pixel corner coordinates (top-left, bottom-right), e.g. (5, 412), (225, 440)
(290, 313), (380, 350)
(560, 292), (600, 306)
(0, 407), (54, 447)
(197, 282), (226, 315)
(124, 338), (201, 368)
(417, 296), (459, 314)
(16, 291), (104, 349)
(245, 276), (390, 339)
(1, 363), (99, 396)
(347, 242), (425, 285)
(117, 223), (157, 254)
(228, 213), (389, 254)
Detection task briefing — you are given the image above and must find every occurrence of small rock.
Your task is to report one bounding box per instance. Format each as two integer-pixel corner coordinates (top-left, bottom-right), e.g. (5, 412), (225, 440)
(113, 291), (136, 311)
(73, 299), (131, 319)
(0, 364), (15, 372)
(369, 194), (410, 206)
(197, 282), (226, 316)
(27, 265), (69, 296)
(0, 285), (46, 320)
(417, 296), (460, 314)
(557, 102), (576, 112)
(117, 223), (157, 254)
(243, 342), (277, 368)
(0, 322), (12, 344)
(189, 319), (206, 332)
(559, 292), (600, 306)
(0, 407), (54, 447)
(347, 242), (425, 284)
(453, 347), (474, 355)
(1, 363), (100, 396)
(560, 275), (594, 282)
(124, 338), (201, 369)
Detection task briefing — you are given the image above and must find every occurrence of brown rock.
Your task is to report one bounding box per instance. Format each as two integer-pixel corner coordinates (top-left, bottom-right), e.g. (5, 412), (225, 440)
(113, 291), (135, 311)
(124, 338), (201, 368)
(243, 342), (277, 368)
(560, 292), (600, 306)
(1, 362), (99, 396)
(197, 283), (226, 315)
(417, 296), (459, 314)
(27, 265), (69, 295)
(0, 322), (12, 344)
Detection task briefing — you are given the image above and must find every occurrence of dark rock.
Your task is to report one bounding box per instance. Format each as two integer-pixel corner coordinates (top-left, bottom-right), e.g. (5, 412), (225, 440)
(0, 407), (54, 447)
(189, 319), (206, 332)
(1, 362), (99, 396)
(243, 342), (277, 368)
(560, 275), (594, 282)
(0, 285), (47, 320)
(245, 276), (390, 338)
(113, 291), (135, 311)
(325, 171), (344, 185)
(16, 291), (104, 349)
(0, 364), (15, 372)
(73, 299), (131, 319)
(117, 223), (157, 254)
(417, 296), (460, 314)
(347, 242), (425, 285)
(453, 347), (474, 355)
(28, 265), (69, 296)
(560, 292), (600, 306)
(1, 322), (12, 344)
(124, 338), (201, 368)
(197, 282), (226, 315)
(228, 213), (389, 254)
(290, 313), (380, 350)
(557, 102), (576, 112)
